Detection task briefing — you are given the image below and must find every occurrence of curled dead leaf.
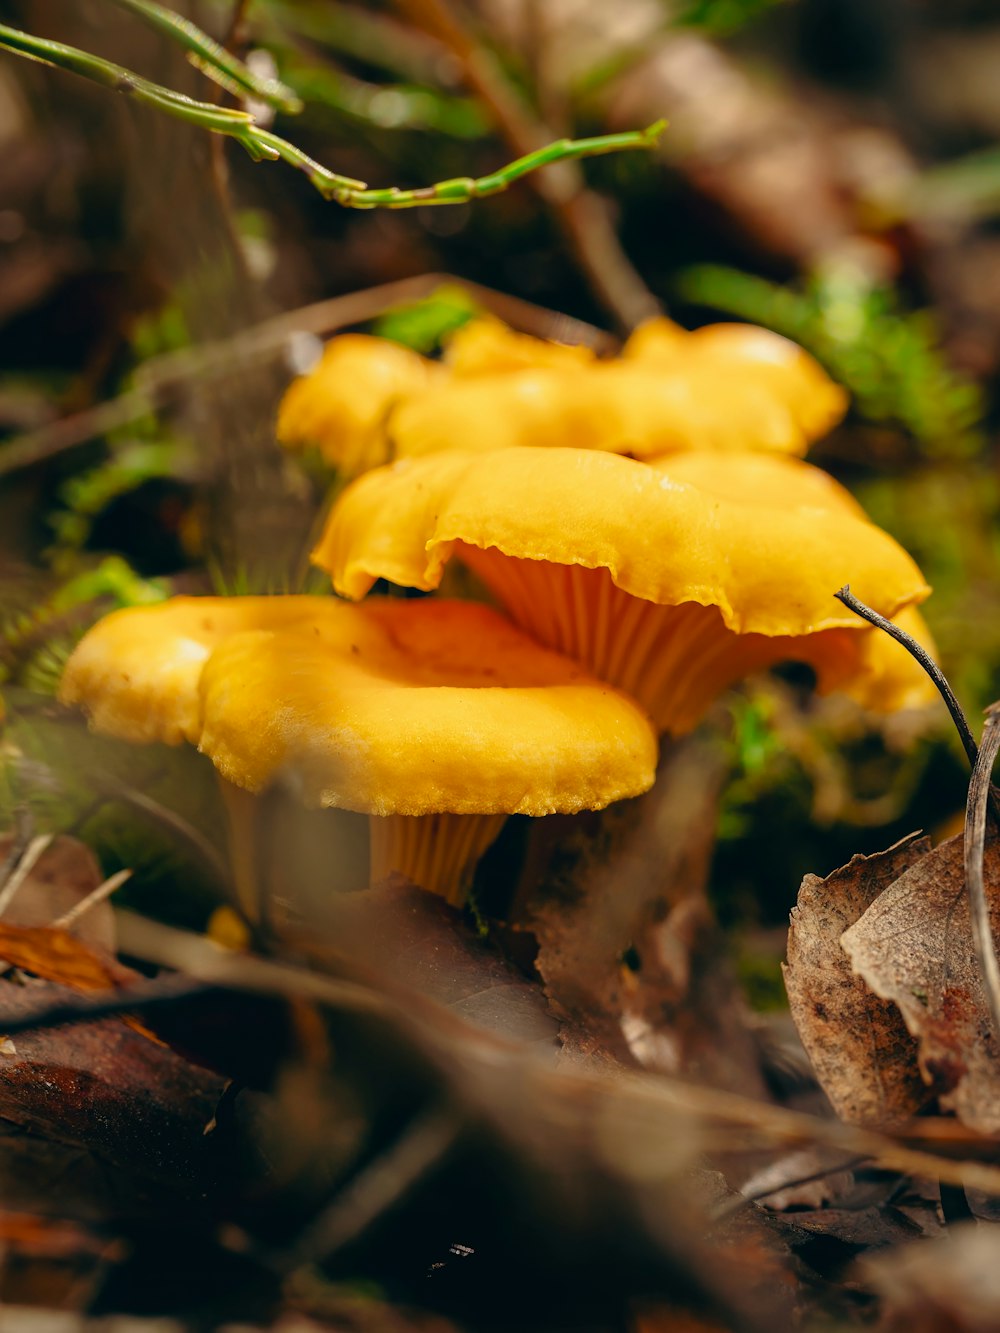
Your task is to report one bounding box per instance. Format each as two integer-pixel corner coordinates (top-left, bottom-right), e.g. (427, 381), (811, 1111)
(0, 924), (138, 992)
(784, 834), (930, 1126)
(842, 831), (1000, 1134)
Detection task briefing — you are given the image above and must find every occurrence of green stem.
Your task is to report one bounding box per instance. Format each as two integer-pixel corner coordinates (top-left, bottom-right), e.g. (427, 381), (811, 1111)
(0, 22), (258, 134)
(106, 0), (302, 113)
(0, 22), (665, 208)
(333, 120), (668, 209)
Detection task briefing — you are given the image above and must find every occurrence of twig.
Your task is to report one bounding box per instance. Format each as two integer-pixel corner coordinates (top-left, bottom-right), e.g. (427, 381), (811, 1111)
(278, 1105), (462, 1270)
(0, 908), (996, 1196)
(964, 704), (1000, 1040)
(0, 834), (53, 918)
(835, 585), (1000, 827)
(106, 0), (301, 112)
(0, 22), (659, 209)
(334, 121), (665, 208)
(835, 586), (978, 768)
(394, 0), (662, 330)
(0, 972), (220, 1034)
(108, 913), (1000, 1196)
(0, 807), (34, 891)
(53, 867), (132, 931)
(711, 1154), (869, 1219)
(0, 274), (617, 480)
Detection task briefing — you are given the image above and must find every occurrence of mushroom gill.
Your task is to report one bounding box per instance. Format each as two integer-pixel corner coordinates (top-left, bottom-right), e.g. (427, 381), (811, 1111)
(315, 447), (933, 734)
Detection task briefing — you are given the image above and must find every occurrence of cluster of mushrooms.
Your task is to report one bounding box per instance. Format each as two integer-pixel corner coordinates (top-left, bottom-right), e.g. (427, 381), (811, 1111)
(61, 313), (935, 912)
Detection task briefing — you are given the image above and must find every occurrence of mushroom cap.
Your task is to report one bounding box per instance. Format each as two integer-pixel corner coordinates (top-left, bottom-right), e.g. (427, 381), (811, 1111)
(59, 596), (325, 745)
(386, 360), (818, 460)
(624, 317), (848, 445)
(197, 598), (658, 816)
(646, 449), (867, 520)
(315, 447), (930, 636)
(276, 333), (438, 474)
(386, 315), (847, 462)
(443, 315), (596, 375)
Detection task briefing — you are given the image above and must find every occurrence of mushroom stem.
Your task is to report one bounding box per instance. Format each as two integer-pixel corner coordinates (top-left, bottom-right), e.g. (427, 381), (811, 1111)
(369, 812), (507, 908)
(217, 779), (266, 924)
(458, 549), (865, 735)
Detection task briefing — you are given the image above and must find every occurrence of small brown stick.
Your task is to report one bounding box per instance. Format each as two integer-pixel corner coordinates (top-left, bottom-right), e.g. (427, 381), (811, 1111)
(0, 834), (54, 918)
(964, 703), (1000, 1040)
(394, 0), (660, 331)
(278, 1104), (462, 1271)
(0, 274), (616, 480)
(53, 868), (133, 931)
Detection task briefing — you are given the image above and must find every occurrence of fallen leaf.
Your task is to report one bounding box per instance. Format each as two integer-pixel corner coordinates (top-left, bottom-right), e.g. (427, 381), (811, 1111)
(0, 924), (137, 992)
(0, 977), (224, 1190)
(324, 879), (560, 1049)
(784, 834), (931, 1126)
(529, 739), (768, 1095)
(842, 832), (1000, 1133)
(861, 1221), (1000, 1333)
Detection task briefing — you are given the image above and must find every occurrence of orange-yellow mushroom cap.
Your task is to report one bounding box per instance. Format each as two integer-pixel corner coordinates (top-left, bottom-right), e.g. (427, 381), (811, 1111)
(276, 333), (438, 475)
(61, 595), (657, 907)
(443, 315), (597, 375)
(314, 448), (931, 732)
(317, 448), (928, 636)
(624, 316), (848, 449)
(197, 598), (656, 816)
(58, 596), (326, 745)
(386, 314), (847, 462)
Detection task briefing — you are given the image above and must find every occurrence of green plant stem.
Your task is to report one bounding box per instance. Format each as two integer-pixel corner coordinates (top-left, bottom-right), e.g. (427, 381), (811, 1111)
(0, 21), (662, 207)
(334, 121), (666, 208)
(106, 0), (302, 112)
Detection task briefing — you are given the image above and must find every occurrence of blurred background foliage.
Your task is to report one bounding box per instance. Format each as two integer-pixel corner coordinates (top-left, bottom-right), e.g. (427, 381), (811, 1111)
(3, 0), (1000, 987)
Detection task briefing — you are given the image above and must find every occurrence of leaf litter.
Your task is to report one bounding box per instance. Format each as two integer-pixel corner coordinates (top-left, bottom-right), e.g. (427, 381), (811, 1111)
(5, 659), (1000, 1325)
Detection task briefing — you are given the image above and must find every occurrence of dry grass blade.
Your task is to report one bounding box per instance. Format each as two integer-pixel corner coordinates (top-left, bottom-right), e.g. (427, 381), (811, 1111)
(0, 835), (54, 918)
(52, 868), (132, 931)
(107, 912), (1000, 1198)
(964, 703), (1000, 1038)
(0, 274), (616, 478)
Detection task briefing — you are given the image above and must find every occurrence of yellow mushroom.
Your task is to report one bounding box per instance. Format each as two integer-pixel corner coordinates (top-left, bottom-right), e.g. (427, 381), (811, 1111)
(443, 315), (597, 375)
(314, 448), (932, 734)
(386, 313), (847, 462)
(60, 595), (657, 907)
(276, 333), (439, 476)
(624, 316), (847, 446)
(58, 595), (325, 745)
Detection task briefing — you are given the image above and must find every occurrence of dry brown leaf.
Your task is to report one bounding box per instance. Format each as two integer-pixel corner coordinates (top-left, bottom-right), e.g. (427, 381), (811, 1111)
(0, 923), (137, 992)
(784, 834), (931, 1126)
(861, 1221), (1000, 1333)
(0, 978), (224, 1189)
(842, 831), (1000, 1133)
(530, 739), (768, 1095)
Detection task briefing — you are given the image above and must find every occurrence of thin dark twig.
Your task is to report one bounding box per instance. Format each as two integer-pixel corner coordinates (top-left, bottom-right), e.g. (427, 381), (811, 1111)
(277, 1104), (462, 1271)
(835, 586), (978, 767)
(964, 704), (1000, 1040)
(711, 1155), (869, 1221)
(0, 273), (616, 480)
(0, 973), (220, 1037)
